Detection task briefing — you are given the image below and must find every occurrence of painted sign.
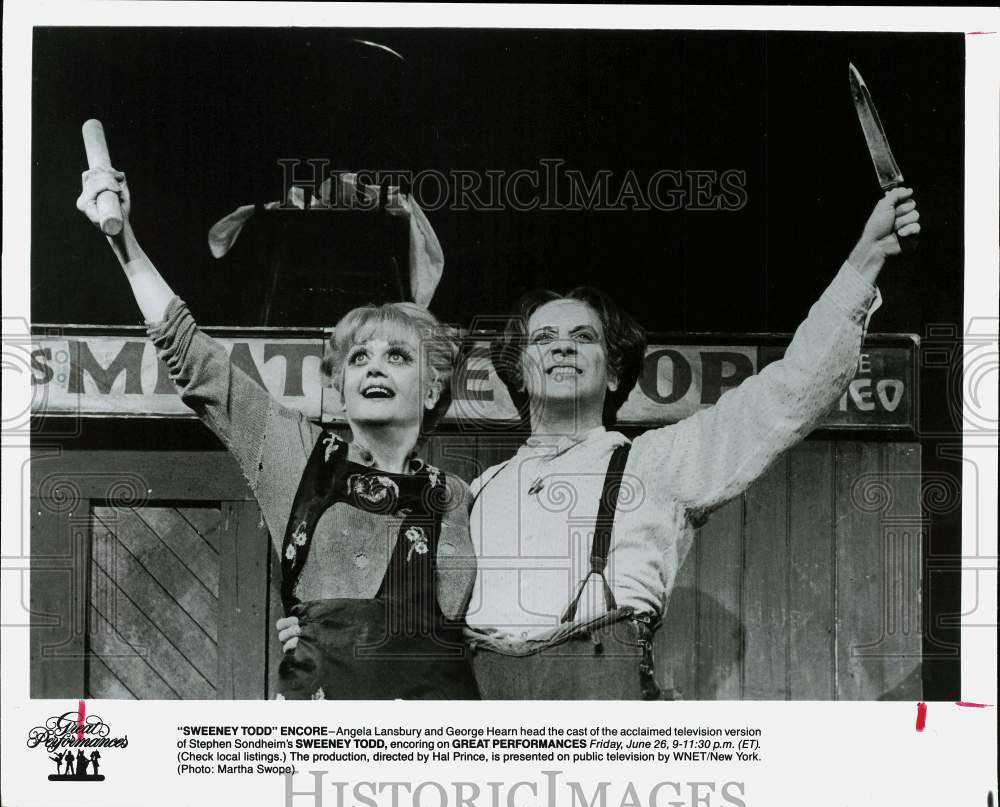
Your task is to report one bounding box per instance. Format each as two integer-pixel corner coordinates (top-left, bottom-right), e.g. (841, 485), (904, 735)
(27, 328), (916, 430)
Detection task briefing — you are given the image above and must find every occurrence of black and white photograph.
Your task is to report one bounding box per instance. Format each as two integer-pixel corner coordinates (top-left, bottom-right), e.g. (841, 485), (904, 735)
(3, 4), (997, 807)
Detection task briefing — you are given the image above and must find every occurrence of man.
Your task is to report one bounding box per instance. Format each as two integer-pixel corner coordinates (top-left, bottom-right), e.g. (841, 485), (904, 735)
(280, 189), (920, 699)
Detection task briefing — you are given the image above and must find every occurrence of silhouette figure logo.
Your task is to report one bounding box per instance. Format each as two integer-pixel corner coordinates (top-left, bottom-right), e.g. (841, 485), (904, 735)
(47, 748), (105, 781)
(26, 702), (128, 782)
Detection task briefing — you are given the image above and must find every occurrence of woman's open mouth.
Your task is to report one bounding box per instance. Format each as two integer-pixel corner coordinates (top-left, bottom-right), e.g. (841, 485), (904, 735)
(361, 385), (396, 399)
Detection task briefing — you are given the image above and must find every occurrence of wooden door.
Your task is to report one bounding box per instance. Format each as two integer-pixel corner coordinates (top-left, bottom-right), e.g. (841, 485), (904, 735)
(31, 450), (270, 699)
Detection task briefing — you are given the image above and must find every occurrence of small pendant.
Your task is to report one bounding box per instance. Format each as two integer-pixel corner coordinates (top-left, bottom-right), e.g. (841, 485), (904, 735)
(527, 477), (545, 496)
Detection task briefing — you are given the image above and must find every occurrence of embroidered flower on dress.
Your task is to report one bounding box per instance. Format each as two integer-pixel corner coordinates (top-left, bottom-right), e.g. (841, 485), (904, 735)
(426, 464), (441, 488)
(292, 520), (309, 546)
(323, 433), (343, 463)
(311, 688), (325, 700)
(275, 693), (286, 701)
(285, 544), (297, 561)
(405, 526), (429, 561)
(347, 474), (399, 505)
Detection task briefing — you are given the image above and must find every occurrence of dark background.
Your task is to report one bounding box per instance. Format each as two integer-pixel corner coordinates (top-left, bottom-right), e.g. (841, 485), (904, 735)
(31, 28), (965, 697)
(33, 28), (963, 335)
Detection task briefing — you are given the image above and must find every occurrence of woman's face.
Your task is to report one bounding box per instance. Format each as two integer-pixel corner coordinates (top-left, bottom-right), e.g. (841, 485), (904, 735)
(340, 324), (439, 428)
(521, 299), (618, 408)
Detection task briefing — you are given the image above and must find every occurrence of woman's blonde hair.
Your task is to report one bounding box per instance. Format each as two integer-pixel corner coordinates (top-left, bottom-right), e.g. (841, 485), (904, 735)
(321, 302), (461, 435)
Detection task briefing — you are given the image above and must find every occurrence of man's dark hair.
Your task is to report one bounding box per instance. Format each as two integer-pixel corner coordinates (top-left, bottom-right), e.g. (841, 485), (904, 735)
(490, 286), (647, 428)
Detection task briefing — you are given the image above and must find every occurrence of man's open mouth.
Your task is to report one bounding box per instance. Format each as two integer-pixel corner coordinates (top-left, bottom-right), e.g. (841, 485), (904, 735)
(545, 366), (582, 377)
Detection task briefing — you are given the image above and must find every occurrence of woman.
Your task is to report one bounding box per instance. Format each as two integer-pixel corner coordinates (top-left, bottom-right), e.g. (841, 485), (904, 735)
(77, 166), (480, 700)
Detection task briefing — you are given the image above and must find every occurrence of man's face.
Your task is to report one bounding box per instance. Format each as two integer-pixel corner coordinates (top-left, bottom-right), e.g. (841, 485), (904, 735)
(340, 324), (439, 428)
(521, 299), (618, 410)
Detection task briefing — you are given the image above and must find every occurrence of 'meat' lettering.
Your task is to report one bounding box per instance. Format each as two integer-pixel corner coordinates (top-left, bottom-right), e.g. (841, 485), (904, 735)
(67, 340), (145, 394)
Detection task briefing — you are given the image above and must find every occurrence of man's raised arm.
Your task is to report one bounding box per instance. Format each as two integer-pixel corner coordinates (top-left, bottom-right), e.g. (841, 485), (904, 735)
(630, 188), (920, 522)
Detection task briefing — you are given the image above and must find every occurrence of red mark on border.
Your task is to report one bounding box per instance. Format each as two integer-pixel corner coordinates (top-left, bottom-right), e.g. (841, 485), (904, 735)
(77, 700), (85, 741)
(966, 32), (997, 35)
(955, 701), (992, 708)
(915, 701), (927, 732)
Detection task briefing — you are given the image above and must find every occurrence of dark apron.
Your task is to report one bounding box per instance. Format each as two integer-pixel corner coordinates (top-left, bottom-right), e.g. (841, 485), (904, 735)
(276, 431), (480, 700)
(468, 444), (668, 700)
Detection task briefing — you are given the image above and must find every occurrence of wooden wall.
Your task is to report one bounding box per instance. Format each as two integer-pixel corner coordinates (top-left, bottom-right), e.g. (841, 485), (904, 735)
(654, 440), (923, 701)
(31, 436), (922, 701)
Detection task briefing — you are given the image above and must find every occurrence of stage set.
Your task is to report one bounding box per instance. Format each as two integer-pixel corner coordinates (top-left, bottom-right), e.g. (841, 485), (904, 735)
(28, 28), (964, 701)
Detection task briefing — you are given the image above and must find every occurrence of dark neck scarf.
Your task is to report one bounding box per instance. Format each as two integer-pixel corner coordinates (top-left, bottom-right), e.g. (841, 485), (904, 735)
(280, 430), (447, 613)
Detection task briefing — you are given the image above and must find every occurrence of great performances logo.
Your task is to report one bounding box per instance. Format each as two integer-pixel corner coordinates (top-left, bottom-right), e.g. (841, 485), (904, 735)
(26, 701), (128, 782)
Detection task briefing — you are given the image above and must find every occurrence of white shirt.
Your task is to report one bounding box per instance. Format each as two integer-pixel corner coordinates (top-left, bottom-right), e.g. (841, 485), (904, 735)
(466, 262), (880, 641)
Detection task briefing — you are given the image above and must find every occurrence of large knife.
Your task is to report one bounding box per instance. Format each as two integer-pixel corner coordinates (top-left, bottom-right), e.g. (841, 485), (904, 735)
(849, 63), (917, 252)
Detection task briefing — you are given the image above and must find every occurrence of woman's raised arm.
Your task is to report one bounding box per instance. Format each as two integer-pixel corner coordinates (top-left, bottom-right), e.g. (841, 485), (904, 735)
(76, 166), (315, 500)
(77, 168), (174, 322)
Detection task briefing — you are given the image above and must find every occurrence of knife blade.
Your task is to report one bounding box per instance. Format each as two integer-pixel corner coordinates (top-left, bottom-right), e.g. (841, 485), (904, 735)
(849, 63), (917, 254)
(849, 63), (905, 191)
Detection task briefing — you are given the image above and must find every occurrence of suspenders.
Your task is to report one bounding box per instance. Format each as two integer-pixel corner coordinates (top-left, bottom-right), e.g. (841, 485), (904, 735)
(466, 441), (666, 701)
(471, 442), (633, 624)
(560, 443), (631, 623)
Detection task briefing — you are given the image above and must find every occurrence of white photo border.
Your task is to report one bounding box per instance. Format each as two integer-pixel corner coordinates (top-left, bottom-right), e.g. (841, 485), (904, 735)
(3, 4), (997, 807)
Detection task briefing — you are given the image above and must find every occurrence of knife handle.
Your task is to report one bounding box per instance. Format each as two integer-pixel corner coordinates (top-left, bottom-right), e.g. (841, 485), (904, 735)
(886, 185), (919, 255)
